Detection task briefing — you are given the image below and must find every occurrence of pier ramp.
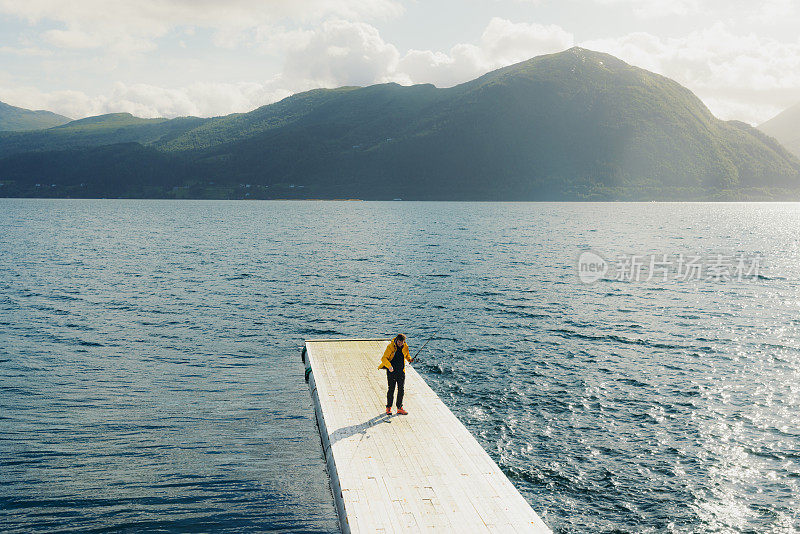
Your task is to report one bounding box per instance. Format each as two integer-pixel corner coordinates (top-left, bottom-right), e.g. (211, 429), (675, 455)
(302, 338), (551, 533)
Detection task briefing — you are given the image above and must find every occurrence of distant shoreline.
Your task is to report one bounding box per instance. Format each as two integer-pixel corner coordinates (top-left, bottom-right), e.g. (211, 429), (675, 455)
(3, 193), (800, 202)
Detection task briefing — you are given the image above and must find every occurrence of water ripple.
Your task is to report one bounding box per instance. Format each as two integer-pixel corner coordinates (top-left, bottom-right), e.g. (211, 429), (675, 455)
(2, 199), (800, 533)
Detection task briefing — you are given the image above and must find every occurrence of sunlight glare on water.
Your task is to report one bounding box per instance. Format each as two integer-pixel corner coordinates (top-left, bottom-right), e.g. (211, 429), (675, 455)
(1, 199), (799, 533)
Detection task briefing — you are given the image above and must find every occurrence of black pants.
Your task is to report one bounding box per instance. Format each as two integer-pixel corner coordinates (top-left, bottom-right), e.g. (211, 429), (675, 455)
(386, 370), (405, 408)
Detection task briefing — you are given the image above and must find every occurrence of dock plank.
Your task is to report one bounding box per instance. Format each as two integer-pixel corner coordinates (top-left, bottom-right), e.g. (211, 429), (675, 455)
(304, 339), (550, 534)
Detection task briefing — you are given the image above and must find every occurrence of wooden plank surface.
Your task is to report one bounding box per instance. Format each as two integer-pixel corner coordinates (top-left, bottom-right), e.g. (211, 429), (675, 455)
(304, 339), (551, 534)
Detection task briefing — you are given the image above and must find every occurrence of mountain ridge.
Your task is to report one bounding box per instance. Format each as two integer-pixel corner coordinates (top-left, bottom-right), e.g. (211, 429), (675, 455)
(0, 101), (71, 132)
(759, 102), (800, 158)
(1, 47), (799, 200)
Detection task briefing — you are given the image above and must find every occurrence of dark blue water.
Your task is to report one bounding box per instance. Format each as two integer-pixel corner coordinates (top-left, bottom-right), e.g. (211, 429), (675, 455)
(1, 199), (798, 533)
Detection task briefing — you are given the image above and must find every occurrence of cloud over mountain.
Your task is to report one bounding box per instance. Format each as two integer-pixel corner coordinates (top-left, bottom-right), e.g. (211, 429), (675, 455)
(1, 1), (798, 125)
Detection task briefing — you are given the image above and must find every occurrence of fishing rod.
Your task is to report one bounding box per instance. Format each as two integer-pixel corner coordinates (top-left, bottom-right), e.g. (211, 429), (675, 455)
(411, 328), (440, 362)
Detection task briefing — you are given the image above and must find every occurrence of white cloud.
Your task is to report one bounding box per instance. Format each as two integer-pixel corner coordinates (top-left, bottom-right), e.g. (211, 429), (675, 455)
(586, 0), (796, 21)
(591, 0), (700, 18)
(0, 87), (95, 119)
(480, 18), (574, 64)
(0, 0), (403, 54)
(102, 81), (289, 118)
(397, 45), (486, 88)
(281, 19), (401, 87)
(272, 16), (799, 125)
(43, 29), (103, 49)
(0, 45), (52, 57)
(0, 81), (295, 119)
(3, 11), (797, 127)
(581, 23), (800, 124)
(397, 18), (574, 87)
(0, 16), (575, 118)
(275, 17), (573, 89)
(754, 0), (797, 22)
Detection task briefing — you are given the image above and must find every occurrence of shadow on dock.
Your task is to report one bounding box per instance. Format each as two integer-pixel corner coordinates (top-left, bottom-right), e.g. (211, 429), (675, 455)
(330, 412), (393, 445)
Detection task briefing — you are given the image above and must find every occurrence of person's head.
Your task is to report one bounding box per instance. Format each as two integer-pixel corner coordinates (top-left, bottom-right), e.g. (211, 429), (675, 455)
(393, 333), (406, 347)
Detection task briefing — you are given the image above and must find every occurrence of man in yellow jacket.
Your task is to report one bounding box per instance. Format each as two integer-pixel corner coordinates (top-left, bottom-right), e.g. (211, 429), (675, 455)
(378, 334), (414, 415)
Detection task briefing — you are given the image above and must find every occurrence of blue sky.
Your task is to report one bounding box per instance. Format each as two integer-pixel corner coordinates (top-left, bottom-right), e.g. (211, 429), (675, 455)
(0, 0), (798, 124)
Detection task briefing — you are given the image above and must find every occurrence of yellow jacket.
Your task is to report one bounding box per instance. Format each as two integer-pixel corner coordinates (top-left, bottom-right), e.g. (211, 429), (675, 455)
(378, 340), (412, 372)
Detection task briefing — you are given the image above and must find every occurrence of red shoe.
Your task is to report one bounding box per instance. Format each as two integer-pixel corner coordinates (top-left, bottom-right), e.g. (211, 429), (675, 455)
(396, 408), (408, 415)
(385, 407), (392, 415)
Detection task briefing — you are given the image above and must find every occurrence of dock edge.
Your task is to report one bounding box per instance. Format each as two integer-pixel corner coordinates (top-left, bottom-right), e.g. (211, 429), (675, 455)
(302, 341), (393, 533)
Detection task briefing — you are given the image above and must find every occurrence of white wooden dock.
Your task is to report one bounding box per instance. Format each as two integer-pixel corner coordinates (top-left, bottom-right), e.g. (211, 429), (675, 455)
(302, 338), (551, 533)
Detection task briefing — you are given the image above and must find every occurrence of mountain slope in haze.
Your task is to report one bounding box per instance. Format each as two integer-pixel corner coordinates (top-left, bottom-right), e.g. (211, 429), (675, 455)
(759, 103), (800, 158)
(2, 47), (799, 200)
(0, 101), (71, 131)
(0, 113), (208, 157)
(179, 47), (800, 198)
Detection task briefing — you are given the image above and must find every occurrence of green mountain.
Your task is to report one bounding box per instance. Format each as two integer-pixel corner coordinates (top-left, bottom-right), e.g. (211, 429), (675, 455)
(2, 47), (799, 200)
(0, 101), (71, 131)
(759, 103), (800, 158)
(0, 113), (207, 157)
